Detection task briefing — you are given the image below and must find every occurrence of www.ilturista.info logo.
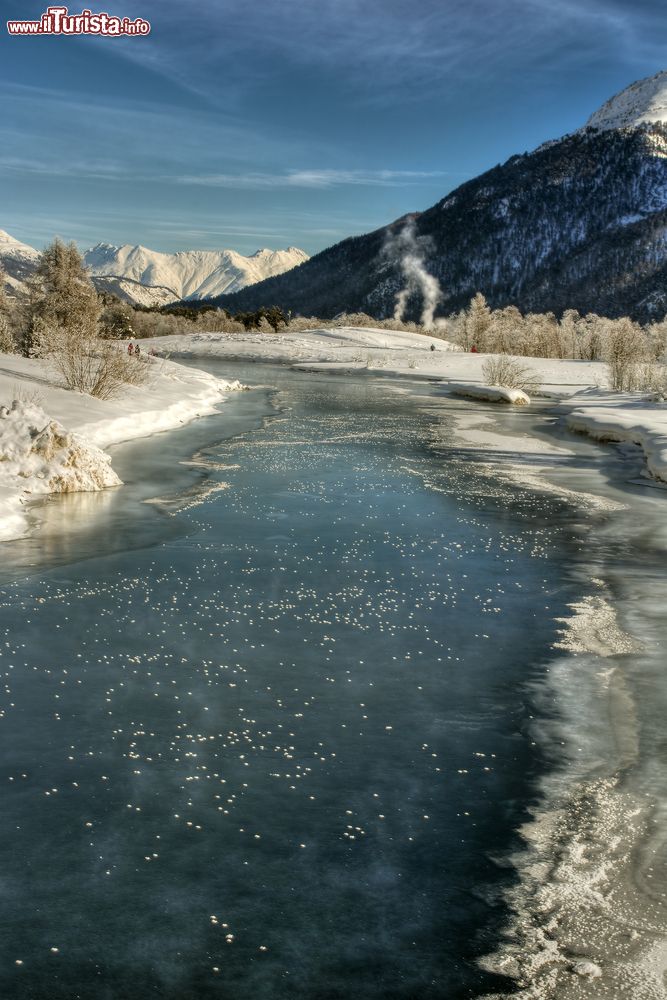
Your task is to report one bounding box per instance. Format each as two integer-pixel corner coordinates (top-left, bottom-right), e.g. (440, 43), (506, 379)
(7, 6), (150, 35)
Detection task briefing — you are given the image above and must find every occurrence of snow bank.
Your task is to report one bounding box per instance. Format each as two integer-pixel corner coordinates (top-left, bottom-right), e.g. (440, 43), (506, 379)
(0, 401), (121, 540)
(0, 353), (245, 541)
(567, 398), (667, 483)
(450, 383), (530, 405)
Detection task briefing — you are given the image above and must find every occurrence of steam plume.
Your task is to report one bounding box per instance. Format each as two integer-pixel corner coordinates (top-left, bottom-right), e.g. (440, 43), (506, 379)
(386, 219), (443, 329)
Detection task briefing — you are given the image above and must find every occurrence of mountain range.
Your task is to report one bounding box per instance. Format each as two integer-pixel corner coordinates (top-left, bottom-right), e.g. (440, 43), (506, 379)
(215, 70), (667, 324)
(0, 230), (309, 308)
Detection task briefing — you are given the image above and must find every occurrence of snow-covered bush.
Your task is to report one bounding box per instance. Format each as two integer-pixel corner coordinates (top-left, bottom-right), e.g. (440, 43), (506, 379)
(482, 355), (542, 394)
(51, 337), (149, 400)
(615, 361), (667, 395)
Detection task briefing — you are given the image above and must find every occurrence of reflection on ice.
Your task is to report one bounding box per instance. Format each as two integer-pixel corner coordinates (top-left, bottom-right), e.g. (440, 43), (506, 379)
(477, 449), (667, 999)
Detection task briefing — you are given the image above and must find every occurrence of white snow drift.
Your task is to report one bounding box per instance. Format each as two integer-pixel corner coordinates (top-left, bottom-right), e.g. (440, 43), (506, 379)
(0, 400), (121, 539)
(450, 383), (530, 405)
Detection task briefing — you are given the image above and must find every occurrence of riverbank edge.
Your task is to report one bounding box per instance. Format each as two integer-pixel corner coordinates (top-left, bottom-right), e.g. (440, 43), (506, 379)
(0, 353), (246, 541)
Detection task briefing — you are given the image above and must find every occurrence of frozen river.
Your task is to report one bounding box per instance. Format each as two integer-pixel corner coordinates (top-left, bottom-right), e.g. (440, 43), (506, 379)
(0, 363), (665, 999)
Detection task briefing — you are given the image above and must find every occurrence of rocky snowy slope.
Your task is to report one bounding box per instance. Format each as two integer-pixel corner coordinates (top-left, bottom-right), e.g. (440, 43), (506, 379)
(89, 274), (182, 308)
(219, 70), (667, 323)
(0, 229), (41, 291)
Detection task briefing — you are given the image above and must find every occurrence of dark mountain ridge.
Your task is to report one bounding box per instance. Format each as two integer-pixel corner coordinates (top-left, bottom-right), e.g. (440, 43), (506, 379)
(214, 116), (667, 323)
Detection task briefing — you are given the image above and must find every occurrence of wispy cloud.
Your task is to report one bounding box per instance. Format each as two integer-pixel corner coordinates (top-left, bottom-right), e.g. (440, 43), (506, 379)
(175, 168), (447, 189)
(80, 0), (667, 109)
(0, 155), (132, 182)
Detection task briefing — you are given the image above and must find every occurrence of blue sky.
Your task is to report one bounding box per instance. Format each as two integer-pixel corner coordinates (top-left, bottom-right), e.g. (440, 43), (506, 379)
(1, 0), (666, 255)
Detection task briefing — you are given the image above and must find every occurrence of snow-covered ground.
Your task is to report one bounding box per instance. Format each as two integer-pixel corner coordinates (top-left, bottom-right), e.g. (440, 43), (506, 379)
(0, 353), (244, 540)
(145, 326), (667, 489)
(145, 326), (608, 393)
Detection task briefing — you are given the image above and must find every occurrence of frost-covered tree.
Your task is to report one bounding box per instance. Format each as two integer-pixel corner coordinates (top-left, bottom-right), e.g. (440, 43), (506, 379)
(0, 264), (15, 354)
(558, 309), (581, 359)
(22, 239), (100, 358)
(605, 317), (650, 391)
(488, 305), (524, 354)
(462, 293), (492, 351)
(22, 239), (145, 398)
(645, 319), (667, 362)
(100, 296), (135, 340)
(527, 311), (560, 358)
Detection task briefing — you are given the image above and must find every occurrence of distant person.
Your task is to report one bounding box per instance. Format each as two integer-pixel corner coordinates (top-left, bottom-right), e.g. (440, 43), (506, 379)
(134, 343), (141, 357)
(127, 343), (134, 356)
(430, 343), (436, 352)
(470, 345), (478, 353)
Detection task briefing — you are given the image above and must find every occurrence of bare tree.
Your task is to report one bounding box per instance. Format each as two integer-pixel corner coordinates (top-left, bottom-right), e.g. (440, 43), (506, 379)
(559, 309), (581, 359)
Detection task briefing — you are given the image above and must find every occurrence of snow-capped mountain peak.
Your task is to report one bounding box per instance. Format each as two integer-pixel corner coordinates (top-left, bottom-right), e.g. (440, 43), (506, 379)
(82, 242), (309, 302)
(0, 229), (42, 291)
(1, 231), (309, 307)
(0, 229), (40, 256)
(584, 70), (667, 132)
